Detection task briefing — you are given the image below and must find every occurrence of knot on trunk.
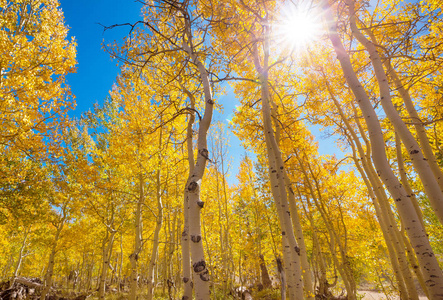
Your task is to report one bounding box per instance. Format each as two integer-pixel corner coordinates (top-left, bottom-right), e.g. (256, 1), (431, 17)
(183, 277), (189, 283)
(191, 235), (201, 243)
(129, 253), (139, 261)
(182, 296), (189, 300)
(409, 149), (419, 155)
(207, 98), (214, 105)
(295, 246), (301, 256)
(188, 181), (198, 192)
(197, 201), (204, 208)
(193, 260), (206, 273)
(199, 270), (210, 281)
(199, 148), (210, 161)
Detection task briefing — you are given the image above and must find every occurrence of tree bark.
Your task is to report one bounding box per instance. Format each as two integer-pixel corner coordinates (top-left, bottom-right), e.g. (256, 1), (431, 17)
(41, 215), (66, 300)
(181, 15), (214, 299)
(10, 227), (30, 288)
(180, 84), (196, 300)
(324, 2), (443, 297)
(347, 0), (443, 225)
(98, 224), (116, 300)
(251, 23), (303, 300)
(147, 128), (164, 300)
(324, 80), (416, 298)
(129, 174), (144, 300)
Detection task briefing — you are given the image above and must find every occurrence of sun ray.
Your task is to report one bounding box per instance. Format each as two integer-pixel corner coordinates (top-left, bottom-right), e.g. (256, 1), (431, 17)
(274, 1), (322, 52)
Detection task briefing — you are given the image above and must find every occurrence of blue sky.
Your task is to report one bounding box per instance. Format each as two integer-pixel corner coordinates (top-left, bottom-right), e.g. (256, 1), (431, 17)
(59, 0), (342, 185)
(60, 0), (142, 114)
(60, 0), (248, 184)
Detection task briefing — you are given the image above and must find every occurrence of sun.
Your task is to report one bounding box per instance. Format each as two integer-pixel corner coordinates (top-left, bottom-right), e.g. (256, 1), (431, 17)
(274, 2), (322, 52)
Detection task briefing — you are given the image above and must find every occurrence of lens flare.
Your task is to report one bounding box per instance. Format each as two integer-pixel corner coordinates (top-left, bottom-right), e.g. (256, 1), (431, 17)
(274, 2), (322, 52)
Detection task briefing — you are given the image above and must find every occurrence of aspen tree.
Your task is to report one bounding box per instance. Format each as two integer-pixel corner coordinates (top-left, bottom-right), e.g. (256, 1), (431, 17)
(180, 86), (195, 300)
(182, 31), (213, 300)
(41, 206), (67, 300)
(323, 2), (443, 297)
(98, 214), (117, 300)
(146, 126), (165, 300)
(252, 36), (304, 298)
(10, 227), (30, 287)
(361, 11), (443, 193)
(312, 68), (420, 298)
(271, 94), (314, 300)
(346, 0), (443, 226)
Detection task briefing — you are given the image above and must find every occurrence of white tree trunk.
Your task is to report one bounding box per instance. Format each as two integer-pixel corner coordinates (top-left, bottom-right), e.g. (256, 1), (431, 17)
(347, 0), (443, 225)
(181, 19), (214, 299)
(324, 3), (443, 297)
(10, 227), (30, 288)
(41, 217), (65, 300)
(251, 25), (303, 298)
(328, 84), (417, 298)
(129, 174), (144, 300)
(147, 162), (163, 300)
(98, 226), (116, 300)
(180, 84), (196, 300)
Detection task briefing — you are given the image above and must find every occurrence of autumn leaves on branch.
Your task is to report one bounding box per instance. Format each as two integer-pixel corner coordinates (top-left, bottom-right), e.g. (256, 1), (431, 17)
(1, 0), (443, 299)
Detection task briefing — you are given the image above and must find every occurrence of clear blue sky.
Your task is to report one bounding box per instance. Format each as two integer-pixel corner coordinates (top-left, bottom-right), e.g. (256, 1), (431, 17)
(59, 0), (342, 185)
(60, 0), (142, 114)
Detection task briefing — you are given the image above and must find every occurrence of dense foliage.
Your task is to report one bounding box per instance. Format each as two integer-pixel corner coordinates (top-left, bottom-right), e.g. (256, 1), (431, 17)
(1, 0), (443, 299)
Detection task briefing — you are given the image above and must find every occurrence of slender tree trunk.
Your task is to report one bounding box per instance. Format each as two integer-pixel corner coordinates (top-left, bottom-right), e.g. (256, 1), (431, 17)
(181, 18), (214, 298)
(180, 84), (196, 300)
(41, 217), (66, 300)
(351, 146), (412, 298)
(284, 174), (314, 299)
(324, 3), (443, 297)
(302, 196), (328, 297)
(351, 101), (421, 299)
(117, 236), (123, 293)
(277, 256), (287, 300)
(325, 81), (415, 298)
(364, 27), (443, 192)
(250, 23), (303, 299)
(395, 133), (426, 228)
(98, 226), (116, 300)
(299, 156), (357, 300)
(347, 0), (443, 225)
(270, 96), (314, 299)
(129, 174), (144, 300)
(147, 128), (164, 300)
(10, 227), (30, 288)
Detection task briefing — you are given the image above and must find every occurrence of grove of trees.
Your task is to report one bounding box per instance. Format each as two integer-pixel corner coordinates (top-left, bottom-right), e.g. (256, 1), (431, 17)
(1, 0), (442, 299)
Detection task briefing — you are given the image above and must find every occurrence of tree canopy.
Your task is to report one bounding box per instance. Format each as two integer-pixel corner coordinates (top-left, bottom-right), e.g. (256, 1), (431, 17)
(1, 0), (443, 299)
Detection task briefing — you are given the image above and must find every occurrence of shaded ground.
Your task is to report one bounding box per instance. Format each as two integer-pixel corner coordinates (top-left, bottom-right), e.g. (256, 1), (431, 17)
(0, 277), (90, 300)
(359, 290), (428, 300)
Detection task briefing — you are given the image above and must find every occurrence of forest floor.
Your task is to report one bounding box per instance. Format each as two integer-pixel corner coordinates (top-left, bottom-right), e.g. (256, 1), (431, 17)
(359, 290), (428, 299)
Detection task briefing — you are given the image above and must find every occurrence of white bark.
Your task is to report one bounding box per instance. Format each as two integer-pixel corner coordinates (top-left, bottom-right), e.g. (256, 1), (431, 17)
(98, 224), (116, 300)
(324, 3), (443, 298)
(10, 227), (30, 288)
(252, 25), (303, 299)
(129, 174), (144, 300)
(181, 15), (214, 299)
(41, 216), (66, 300)
(347, 0), (443, 225)
(147, 146), (164, 300)
(284, 161), (314, 299)
(181, 85), (196, 300)
(327, 83), (416, 298)
(363, 27), (443, 193)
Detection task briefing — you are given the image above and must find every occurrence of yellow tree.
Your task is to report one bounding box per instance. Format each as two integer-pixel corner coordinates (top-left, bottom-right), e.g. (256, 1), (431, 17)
(106, 1), (224, 298)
